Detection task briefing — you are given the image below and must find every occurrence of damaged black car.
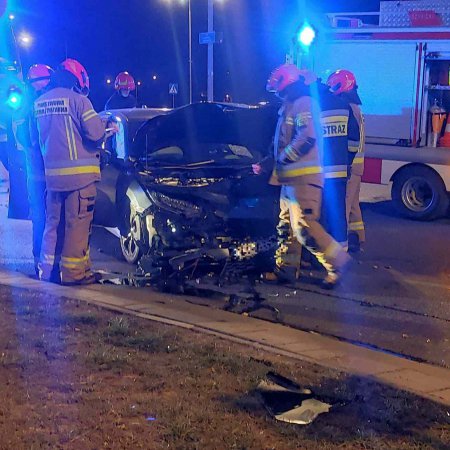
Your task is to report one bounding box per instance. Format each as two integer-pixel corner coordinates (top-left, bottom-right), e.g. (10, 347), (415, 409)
(97, 102), (280, 290)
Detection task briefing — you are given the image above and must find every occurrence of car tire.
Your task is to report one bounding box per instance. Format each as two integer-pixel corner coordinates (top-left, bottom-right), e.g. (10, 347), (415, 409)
(392, 166), (449, 220)
(119, 213), (143, 264)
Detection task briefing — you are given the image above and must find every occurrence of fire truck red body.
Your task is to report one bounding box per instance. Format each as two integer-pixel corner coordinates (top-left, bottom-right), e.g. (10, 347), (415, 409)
(293, 0), (450, 219)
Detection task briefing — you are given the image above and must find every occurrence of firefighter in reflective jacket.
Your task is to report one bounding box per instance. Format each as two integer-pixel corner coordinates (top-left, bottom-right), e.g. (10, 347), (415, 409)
(34, 59), (110, 285)
(0, 58), (13, 162)
(0, 58), (24, 172)
(327, 70), (365, 251)
(256, 64), (350, 288)
(0, 60), (31, 220)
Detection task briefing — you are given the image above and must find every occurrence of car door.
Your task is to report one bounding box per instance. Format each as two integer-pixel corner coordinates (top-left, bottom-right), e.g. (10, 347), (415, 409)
(93, 113), (126, 228)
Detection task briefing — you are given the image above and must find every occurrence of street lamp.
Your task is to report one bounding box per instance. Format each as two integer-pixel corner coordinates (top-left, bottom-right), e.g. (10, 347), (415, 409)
(7, 15), (33, 75)
(207, 0), (214, 102)
(136, 80), (142, 103)
(17, 31), (33, 48)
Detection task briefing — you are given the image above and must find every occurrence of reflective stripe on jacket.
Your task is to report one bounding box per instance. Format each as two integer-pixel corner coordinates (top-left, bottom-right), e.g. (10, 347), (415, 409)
(270, 95), (323, 187)
(0, 121), (7, 143)
(34, 87), (105, 191)
(348, 103), (365, 177)
(318, 89), (349, 181)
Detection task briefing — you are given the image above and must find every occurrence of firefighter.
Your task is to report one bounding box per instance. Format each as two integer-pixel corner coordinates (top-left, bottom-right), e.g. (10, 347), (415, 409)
(0, 57), (19, 170)
(0, 65), (8, 166)
(0, 59), (31, 220)
(254, 64), (350, 289)
(327, 69), (365, 252)
(26, 64), (54, 275)
(105, 71), (137, 110)
(34, 58), (113, 285)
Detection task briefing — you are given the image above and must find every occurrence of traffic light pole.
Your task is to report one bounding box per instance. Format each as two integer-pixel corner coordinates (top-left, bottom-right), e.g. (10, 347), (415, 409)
(188, 0), (193, 104)
(8, 20), (23, 77)
(207, 0), (214, 102)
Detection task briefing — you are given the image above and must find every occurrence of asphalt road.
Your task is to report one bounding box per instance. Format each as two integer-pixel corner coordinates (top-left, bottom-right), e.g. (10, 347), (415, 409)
(0, 181), (449, 368)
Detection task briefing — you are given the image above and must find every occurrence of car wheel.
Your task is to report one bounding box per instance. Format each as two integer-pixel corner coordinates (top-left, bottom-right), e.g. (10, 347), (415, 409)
(392, 166), (449, 220)
(120, 213), (143, 264)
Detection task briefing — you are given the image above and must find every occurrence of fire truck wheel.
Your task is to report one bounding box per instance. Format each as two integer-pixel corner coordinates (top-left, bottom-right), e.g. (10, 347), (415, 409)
(392, 166), (449, 221)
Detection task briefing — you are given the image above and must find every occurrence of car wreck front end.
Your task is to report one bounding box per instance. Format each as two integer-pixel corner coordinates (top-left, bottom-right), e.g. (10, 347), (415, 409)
(126, 103), (280, 291)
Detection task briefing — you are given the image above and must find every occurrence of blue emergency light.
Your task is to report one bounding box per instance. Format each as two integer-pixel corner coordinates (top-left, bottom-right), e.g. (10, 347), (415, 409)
(6, 88), (23, 110)
(298, 23), (316, 47)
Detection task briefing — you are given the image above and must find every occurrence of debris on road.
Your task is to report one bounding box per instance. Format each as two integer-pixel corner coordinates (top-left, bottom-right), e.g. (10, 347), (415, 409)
(96, 270), (151, 287)
(97, 267), (283, 320)
(256, 372), (333, 425)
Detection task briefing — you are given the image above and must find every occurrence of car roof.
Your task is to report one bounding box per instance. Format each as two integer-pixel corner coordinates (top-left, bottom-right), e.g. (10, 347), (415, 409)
(102, 107), (172, 121)
(103, 102), (261, 118)
(100, 103), (267, 129)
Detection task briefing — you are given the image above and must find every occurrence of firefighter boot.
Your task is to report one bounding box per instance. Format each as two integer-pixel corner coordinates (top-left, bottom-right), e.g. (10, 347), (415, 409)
(62, 272), (101, 286)
(320, 257), (353, 290)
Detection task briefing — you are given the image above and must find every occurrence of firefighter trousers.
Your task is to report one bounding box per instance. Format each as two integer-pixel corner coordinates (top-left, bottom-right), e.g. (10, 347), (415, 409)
(275, 192), (303, 270)
(346, 173), (365, 243)
(39, 183), (96, 283)
(276, 184), (350, 275)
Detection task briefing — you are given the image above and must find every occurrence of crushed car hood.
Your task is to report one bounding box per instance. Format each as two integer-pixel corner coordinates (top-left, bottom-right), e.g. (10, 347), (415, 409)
(131, 102), (279, 165)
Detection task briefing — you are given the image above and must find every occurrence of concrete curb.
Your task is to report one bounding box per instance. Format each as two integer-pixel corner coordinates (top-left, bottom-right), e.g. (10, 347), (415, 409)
(1, 269), (449, 406)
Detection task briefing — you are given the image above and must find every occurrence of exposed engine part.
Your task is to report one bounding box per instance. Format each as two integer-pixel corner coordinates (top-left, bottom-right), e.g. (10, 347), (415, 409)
(149, 191), (202, 218)
(231, 236), (278, 260)
(152, 176), (225, 187)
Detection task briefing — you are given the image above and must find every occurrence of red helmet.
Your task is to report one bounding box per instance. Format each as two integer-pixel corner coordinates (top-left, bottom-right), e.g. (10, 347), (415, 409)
(327, 69), (357, 95)
(266, 64), (302, 94)
(115, 71), (135, 91)
(27, 64), (53, 92)
(60, 58), (90, 95)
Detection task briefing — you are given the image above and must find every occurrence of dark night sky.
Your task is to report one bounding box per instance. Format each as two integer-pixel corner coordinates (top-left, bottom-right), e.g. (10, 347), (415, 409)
(2, 0), (380, 109)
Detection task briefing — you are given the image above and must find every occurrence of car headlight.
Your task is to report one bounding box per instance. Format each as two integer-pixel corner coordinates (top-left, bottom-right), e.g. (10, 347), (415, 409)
(149, 191), (202, 218)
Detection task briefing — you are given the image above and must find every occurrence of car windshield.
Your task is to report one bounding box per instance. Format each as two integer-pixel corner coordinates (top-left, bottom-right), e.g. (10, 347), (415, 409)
(146, 143), (254, 166)
(132, 103), (278, 167)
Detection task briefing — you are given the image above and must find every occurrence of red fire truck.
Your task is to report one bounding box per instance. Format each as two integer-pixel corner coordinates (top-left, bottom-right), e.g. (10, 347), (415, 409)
(292, 0), (450, 220)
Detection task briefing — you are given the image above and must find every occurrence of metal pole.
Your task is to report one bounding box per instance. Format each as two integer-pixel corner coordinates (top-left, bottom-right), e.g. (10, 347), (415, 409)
(188, 0), (193, 104)
(9, 22), (23, 77)
(207, 0), (214, 102)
